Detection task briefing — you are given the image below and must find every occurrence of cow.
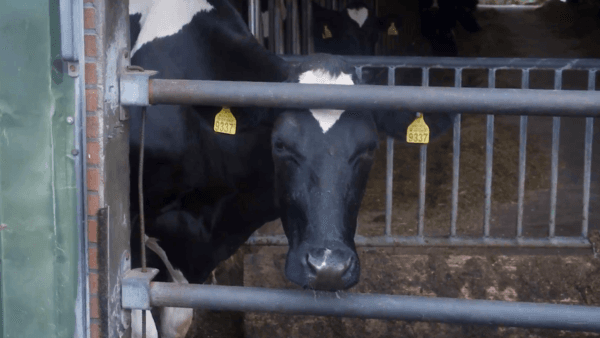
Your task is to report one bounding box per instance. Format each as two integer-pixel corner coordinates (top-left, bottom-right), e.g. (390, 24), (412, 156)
(419, 0), (481, 56)
(128, 0), (453, 336)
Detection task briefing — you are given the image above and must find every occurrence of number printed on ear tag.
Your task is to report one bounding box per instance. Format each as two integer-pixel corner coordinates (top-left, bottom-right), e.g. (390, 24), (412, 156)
(214, 107), (237, 135)
(407, 114), (430, 144)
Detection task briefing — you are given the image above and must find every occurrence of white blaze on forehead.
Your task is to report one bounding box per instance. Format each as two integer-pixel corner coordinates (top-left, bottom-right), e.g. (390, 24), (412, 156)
(299, 69), (354, 133)
(347, 7), (369, 28)
(131, 0), (215, 58)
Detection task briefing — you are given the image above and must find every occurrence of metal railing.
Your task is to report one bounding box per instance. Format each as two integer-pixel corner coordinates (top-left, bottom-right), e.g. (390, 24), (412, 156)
(241, 55), (600, 249)
(120, 56), (600, 332)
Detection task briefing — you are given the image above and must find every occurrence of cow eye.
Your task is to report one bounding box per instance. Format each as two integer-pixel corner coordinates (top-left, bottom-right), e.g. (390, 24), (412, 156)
(350, 144), (376, 165)
(274, 140), (287, 152)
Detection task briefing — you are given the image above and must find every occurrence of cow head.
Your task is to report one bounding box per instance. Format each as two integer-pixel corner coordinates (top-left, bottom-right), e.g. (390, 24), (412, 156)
(312, 1), (379, 56)
(270, 54), (453, 291)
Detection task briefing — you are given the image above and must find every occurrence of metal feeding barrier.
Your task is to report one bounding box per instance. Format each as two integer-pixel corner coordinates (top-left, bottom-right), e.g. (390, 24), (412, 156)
(120, 56), (600, 333)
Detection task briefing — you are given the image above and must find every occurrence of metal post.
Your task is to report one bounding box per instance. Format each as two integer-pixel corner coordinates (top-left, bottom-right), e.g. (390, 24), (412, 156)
(385, 66), (395, 237)
(484, 68), (496, 237)
(582, 70), (596, 238)
(517, 69), (529, 238)
(549, 70), (562, 238)
(450, 68), (462, 237)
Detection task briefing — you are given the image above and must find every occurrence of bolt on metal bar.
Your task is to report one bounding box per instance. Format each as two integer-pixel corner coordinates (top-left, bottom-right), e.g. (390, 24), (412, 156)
(450, 68), (462, 237)
(146, 79), (600, 117)
(385, 66), (395, 237)
(246, 234), (592, 247)
(148, 283), (600, 332)
(582, 70), (596, 238)
(549, 70), (563, 238)
(281, 55), (600, 70)
(484, 69), (496, 237)
(517, 69), (530, 238)
(418, 67), (430, 238)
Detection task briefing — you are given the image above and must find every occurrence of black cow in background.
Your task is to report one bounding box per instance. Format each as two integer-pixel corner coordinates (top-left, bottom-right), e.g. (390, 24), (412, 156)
(419, 0), (481, 56)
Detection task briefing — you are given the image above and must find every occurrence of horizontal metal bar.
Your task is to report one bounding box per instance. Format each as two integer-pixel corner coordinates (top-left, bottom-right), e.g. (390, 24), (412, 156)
(149, 283), (600, 332)
(246, 234), (592, 248)
(280, 55), (600, 70)
(147, 79), (600, 117)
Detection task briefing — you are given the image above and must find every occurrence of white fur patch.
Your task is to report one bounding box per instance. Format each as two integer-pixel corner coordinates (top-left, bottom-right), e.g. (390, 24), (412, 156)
(347, 7), (369, 28)
(299, 69), (354, 133)
(130, 0), (215, 58)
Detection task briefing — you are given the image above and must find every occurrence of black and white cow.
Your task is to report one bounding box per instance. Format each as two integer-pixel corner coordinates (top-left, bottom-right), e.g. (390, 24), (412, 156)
(128, 0), (453, 336)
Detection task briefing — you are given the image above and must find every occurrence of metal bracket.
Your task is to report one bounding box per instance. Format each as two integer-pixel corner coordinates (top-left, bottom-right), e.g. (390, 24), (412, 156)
(119, 67), (158, 107)
(121, 268), (159, 310)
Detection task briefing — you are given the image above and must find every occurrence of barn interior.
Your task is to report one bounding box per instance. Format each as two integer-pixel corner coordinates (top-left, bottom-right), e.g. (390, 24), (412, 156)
(179, 1), (600, 337)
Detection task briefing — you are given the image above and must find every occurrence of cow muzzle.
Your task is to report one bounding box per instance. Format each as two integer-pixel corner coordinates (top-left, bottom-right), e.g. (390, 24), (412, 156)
(285, 243), (359, 291)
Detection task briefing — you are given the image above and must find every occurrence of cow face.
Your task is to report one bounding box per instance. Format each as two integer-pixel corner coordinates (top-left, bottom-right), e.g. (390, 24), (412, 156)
(270, 55), (378, 291)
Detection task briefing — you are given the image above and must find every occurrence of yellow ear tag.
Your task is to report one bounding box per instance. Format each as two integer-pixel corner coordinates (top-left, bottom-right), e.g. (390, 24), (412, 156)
(388, 22), (398, 36)
(407, 114), (430, 144)
(214, 107), (237, 135)
(322, 24), (333, 39)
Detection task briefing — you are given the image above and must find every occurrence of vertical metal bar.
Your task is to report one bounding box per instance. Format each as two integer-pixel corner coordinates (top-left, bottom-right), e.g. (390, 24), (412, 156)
(292, 0), (301, 54)
(332, 0), (338, 10)
(517, 69), (529, 238)
(302, 0), (310, 54)
(385, 67), (395, 237)
(418, 67), (430, 238)
(356, 66), (363, 82)
(269, 0), (276, 53)
(484, 68), (496, 237)
(257, 0), (264, 47)
(450, 68), (462, 237)
(139, 107), (147, 272)
(549, 70), (562, 238)
(285, 0), (293, 54)
(249, 0), (258, 38)
(274, 0), (284, 54)
(582, 70), (596, 238)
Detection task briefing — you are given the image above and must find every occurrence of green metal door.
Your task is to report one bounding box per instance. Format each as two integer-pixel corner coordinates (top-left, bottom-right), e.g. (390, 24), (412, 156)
(0, 0), (81, 337)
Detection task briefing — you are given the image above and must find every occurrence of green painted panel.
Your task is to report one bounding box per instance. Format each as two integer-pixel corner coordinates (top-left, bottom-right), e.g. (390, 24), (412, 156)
(0, 1), (78, 337)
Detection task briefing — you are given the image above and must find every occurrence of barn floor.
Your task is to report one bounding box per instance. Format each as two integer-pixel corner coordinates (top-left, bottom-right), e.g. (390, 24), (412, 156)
(185, 1), (600, 337)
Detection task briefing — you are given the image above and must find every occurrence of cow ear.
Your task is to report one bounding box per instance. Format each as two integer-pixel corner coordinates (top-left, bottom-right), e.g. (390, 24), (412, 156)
(372, 110), (455, 141)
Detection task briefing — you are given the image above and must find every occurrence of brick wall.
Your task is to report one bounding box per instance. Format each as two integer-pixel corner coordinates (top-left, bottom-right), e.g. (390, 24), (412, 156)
(84, 0), (103, 337)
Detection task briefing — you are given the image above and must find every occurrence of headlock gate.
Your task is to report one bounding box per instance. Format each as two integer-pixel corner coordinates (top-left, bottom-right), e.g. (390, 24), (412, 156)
(120, 55), (600, 334)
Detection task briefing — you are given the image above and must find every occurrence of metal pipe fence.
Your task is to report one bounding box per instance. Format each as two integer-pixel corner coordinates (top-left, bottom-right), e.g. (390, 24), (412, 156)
(148, 282), (600, 332)
(121, 56), (600, 333)
(240, 55), (599, 249)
